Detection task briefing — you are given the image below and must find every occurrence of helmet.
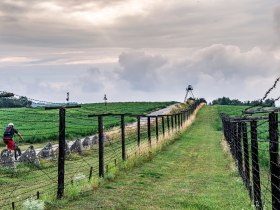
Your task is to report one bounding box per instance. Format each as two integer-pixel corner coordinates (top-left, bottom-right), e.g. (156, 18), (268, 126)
(8, 123), (14, 127)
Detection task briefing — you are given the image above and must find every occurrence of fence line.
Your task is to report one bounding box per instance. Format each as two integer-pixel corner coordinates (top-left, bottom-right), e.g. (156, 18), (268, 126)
(0, 99), (205, 209)
(221, 110), (280, 210)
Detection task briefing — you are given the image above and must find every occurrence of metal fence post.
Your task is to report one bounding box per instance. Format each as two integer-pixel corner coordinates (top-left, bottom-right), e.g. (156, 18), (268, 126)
(121, 114), (126, 161)
(269, 112), (280, 209)
(98, 115), (104, 177)
(57, 107), (65, 199)
(251, 120), (262, 209)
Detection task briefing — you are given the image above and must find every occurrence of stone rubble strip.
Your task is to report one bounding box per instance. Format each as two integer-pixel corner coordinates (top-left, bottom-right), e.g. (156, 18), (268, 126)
(0, 103), (178, 166)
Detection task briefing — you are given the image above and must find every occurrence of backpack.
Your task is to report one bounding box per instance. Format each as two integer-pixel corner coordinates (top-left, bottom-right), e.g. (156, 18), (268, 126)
(3, 126), (14, 139)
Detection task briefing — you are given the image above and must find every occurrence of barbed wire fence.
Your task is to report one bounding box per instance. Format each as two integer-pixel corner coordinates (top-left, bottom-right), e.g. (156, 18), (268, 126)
(244, 75), (280, 113)
(0, 91), (205, 209)
(221, 112), (280, 210)
(221, 75), (280, 210)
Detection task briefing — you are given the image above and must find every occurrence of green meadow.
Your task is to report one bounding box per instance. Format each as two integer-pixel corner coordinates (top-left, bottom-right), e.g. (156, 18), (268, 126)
(0, 102), (175, 146)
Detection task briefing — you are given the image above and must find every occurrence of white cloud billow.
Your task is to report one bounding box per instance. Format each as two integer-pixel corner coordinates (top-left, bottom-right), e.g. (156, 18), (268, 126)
(113, 45), (279, 102)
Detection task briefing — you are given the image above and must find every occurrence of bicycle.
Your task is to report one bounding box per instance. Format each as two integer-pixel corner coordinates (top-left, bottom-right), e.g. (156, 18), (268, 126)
(1, 142), (22, 161)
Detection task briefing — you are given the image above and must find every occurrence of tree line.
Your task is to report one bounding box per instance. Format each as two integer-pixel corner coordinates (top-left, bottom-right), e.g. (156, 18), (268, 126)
(211, 97), (275, 107)
(0, 96), (32, 108)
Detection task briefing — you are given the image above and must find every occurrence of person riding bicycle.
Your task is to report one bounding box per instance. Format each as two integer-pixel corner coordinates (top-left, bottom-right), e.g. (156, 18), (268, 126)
(3, 123), (24, 155)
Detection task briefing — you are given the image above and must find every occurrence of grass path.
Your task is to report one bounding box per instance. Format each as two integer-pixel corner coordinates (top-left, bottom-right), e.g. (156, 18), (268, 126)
(62, 106), (252, 210)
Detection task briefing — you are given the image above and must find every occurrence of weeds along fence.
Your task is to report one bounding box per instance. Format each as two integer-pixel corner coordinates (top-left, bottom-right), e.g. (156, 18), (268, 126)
(0, 99), (205, 209)
(221, 108), (280, 210)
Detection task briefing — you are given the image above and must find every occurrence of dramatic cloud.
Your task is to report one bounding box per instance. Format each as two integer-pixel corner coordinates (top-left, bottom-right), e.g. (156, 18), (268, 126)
(0, 0), (278, 49)
(0, 0), (279, 103)
(112, 45), (280, 102)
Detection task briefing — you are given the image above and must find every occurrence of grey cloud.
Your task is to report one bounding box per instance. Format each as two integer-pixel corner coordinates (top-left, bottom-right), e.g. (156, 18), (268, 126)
(118, 51), (168, 91)
(0, 0), (277, 49)
(187, 45), (278, 78)
(114, 45), (280, 102)
(78, 68), (104, 93)
(0, 44), (279, 103)
(274, 5), (280, 41)
(0, 1), (26, 13)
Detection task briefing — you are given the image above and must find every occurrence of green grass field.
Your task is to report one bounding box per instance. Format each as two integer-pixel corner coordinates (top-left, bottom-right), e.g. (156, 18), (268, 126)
(0, 102), (175, 146)
(0, 101), (181, 209)
(55, 106), (252, 210)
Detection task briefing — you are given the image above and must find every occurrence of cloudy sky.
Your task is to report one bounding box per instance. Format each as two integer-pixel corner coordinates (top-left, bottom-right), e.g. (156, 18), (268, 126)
(1, 0), (280, 104)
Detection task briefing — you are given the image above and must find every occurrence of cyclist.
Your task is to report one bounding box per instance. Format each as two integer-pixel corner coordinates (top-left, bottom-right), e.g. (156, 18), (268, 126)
(3, 123), (24, 155)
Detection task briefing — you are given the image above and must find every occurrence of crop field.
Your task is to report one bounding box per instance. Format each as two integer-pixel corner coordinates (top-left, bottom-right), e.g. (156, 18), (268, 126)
(0, 101), (175, 147)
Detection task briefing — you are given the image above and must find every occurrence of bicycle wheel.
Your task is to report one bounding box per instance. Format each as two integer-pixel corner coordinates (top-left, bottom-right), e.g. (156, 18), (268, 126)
(14, 144), (21, 160)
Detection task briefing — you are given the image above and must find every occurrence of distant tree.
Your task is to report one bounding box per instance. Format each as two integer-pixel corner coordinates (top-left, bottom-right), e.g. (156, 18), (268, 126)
(211, 97), (275, 107)
(263, 99), (275, 107)
(0, 96), (32, 108)
(212, 97), (240, 105)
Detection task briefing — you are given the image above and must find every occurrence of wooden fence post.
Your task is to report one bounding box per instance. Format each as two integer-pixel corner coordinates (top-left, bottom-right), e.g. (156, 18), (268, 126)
(161, 116), (165, 137)
(155, 116), (159, 143)
(167, 116), (170, 134)
(230, 122), (236, 159)
(175, 114), (178, 130)
(178, 114), (180, 128)
(237, 122), (243, 178)
(242, 122), (252, 199)
(147, 116), (151, 147)
(121, 114), (126, 161)
(137, 116), (141, 147)
(57, 107), (65, 199)
(98, 115), (104, 177)
(89, 166), (93, 181)
(171, 115), (174, 132)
